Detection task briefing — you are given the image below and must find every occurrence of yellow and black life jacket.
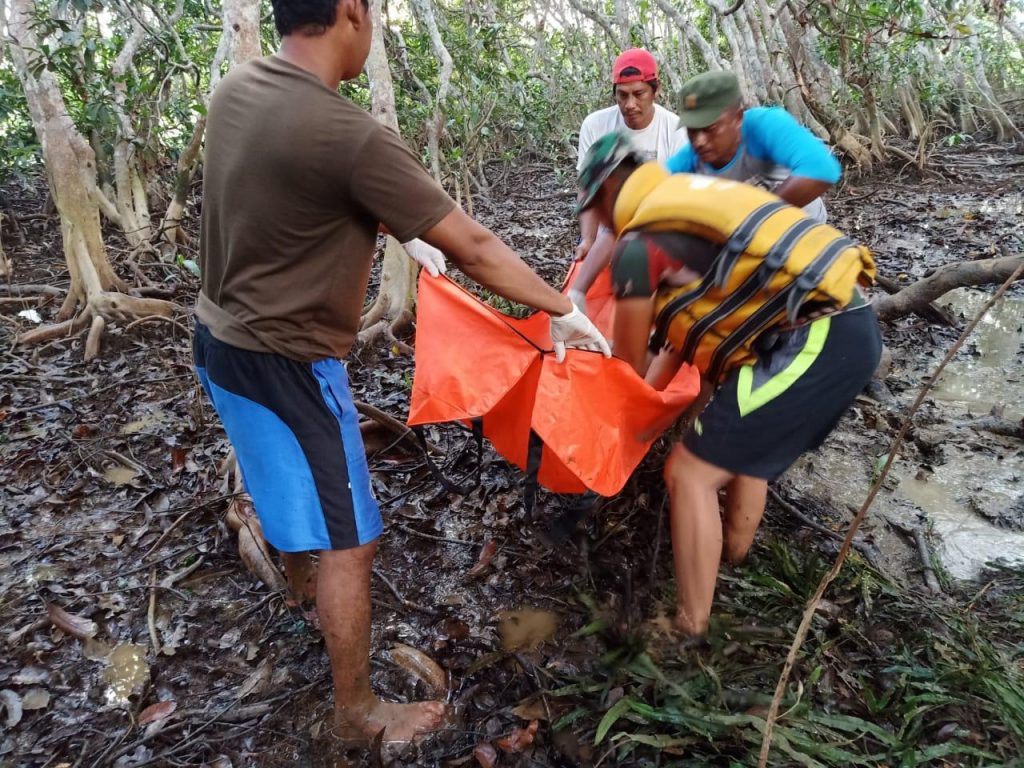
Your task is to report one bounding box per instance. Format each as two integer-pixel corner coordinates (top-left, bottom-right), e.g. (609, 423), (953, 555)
(612, 163), (876, 382)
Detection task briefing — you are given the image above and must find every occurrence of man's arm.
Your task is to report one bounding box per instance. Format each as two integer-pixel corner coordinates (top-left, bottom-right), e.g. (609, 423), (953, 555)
(613, 297), (655, 376)
(745, 107), (840, 207)
(771, 175), (833, 209)
(355, 123), (607, 356)
(420, 207), (610, 361)
(569, 228), (616, 310)
(419, 206), (571, 316)
(575, 208), (601, 262)
(574, 113), (600, 262)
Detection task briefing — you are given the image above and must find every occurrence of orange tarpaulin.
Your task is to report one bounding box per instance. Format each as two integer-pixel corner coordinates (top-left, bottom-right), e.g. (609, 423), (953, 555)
(407, 263), (700, 497)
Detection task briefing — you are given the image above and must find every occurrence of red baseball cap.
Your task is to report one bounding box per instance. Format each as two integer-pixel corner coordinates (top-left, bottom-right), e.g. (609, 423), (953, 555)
(612, 48), (658, 84)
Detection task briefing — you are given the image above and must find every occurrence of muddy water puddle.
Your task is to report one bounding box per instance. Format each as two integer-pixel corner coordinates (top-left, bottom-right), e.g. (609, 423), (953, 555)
(794, 439), (1023, 581)
(931, 288), (1024, 419)
(795, 285), (1023, 581)
(898, 471), (1024, 580)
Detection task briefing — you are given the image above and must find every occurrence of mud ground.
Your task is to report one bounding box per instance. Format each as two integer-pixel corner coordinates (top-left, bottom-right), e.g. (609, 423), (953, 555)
(1, 142), (1022, 766)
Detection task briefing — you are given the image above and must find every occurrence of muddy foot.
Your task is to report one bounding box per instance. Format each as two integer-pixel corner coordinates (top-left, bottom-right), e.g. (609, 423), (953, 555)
(334, 700), (447, 744)
(673, 608), (708, 639)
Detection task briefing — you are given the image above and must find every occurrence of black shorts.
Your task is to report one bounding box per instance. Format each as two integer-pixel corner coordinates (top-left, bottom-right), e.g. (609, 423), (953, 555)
(193, 323), (382, 552)
(683, 305), (882, 480)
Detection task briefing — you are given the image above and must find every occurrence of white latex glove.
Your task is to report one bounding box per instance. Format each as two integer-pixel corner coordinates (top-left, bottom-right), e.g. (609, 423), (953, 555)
(403, 238), (447, 278)
(567, 288), (587, 317)
(549, 304), (612, 363)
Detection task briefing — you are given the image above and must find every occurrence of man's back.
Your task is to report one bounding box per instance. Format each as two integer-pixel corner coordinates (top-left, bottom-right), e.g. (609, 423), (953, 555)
(198, 56), (451, 361)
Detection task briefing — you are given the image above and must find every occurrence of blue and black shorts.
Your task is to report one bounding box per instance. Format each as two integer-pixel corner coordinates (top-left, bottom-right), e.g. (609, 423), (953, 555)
(193, 322), (383, 552)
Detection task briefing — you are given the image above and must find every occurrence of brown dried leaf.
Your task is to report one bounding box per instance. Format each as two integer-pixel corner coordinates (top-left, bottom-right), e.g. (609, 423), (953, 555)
(236, 523), (286, 592)
(46, 602), (97, 640)
(139, 700), (177, 724)
(441, 617), (470, 641)
(511, 700), (548, 721)
(104, 466), (139, 486)
(496, 720), (539, 754)
(21, 688), (50, 710)
(224, 497), (253, 532)
(171, 447), (188, 472)
(467, 540), (498, 578)
(389, 643), (446, 692)
(473, 742), (498, 768)
(237, 657), (273, 700)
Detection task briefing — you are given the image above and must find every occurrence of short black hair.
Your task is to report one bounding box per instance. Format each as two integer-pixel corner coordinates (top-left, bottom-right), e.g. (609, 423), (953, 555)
(613, 68), (659, 97)
(271, 0), (369, 37)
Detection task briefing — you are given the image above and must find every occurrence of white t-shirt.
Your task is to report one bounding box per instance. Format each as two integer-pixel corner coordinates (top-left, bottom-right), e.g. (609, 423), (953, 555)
(577, 103), (689, 171)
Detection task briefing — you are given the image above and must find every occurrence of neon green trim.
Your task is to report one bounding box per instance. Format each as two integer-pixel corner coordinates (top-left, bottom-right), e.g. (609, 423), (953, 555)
(736, 317), (831, 417)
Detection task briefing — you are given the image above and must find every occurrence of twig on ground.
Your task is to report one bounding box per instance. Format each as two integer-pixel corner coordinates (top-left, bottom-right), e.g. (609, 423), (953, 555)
(124, 677), (327, 767)
(593, 504), (644, 551)
(123, 314), (190, 335)
(147, 569), (161, 654)
(160, 555), (206, 588)
(757, 260), (1024, 768)
(0, 283), (64, 296)
(395, 523), (477, 546)
(7, 373), (192, 415)
(648, 496), (667, 594)
(767, 488), (880, 567)
(912, 527), (943, 594)
(840, 188), (881, 204)
(371, 567), (438, 616)
(885, 515), (945, 595)
(102, 449), (153, 481)
(142, 497), (232, 558)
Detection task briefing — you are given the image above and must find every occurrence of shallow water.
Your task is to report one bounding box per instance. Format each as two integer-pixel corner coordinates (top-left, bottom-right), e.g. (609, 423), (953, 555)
(102, 644), (149, 706)
(931, 288), (1024, 420)
(897, 470), (1024, 580)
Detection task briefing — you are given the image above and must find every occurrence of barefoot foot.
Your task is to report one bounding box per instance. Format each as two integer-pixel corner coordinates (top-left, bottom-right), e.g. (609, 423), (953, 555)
(673, 606), (708, 638)
(334, 699), (447, 743)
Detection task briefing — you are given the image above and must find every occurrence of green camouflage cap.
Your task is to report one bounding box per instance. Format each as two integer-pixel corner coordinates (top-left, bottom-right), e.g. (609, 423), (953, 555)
(677, 70), (741, 129)
(575, 132), (643, 214)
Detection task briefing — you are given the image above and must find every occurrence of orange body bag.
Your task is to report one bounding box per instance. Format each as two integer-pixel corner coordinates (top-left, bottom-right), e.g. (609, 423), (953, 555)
(407, 263), (700, 497)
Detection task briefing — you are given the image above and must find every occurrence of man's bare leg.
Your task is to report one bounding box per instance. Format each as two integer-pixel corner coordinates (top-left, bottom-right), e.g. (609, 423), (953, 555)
(663, 444), (734, 636)
(282, 551), (317, 605)
(722, 476), (768, 564)
(320, 541), (445, 742)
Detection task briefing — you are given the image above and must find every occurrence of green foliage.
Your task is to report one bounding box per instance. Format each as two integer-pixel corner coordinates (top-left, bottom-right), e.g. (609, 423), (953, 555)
(550, 536), (1024, 766)
(0, 65), (39, 180)
(2, 0), (1022, 186)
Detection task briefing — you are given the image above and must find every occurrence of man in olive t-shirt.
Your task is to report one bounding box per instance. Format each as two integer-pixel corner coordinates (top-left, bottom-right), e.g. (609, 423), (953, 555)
(195, 0), (609, 745)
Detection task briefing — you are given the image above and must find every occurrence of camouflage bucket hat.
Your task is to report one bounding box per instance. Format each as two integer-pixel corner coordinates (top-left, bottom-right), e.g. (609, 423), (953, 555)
(575, 132), (643, 215)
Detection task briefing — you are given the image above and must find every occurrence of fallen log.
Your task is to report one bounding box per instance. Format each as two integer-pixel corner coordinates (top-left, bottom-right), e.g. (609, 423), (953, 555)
(874, 274), (954, 326)
(874, 253), (1024, 322)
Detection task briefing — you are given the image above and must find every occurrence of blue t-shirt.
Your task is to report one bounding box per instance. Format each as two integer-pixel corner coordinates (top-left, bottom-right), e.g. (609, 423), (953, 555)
(665, 106), (840, 185)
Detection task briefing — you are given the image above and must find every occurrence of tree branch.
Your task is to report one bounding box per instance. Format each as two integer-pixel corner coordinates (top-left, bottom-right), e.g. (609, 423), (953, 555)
(874, 253), (1024, 322)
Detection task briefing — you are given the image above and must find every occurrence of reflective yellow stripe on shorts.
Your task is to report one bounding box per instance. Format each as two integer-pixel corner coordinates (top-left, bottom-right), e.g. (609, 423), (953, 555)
(736, 316), (831, 417)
